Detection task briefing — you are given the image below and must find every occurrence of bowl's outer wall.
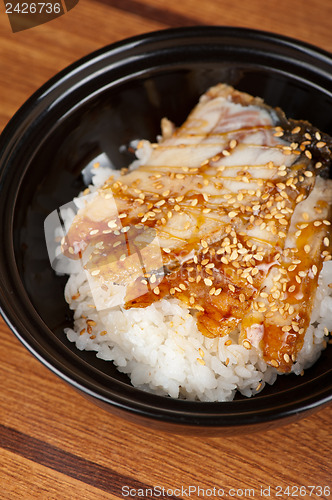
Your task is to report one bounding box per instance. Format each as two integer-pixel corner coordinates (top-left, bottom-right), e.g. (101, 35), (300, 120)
(0, 27), (331, 432)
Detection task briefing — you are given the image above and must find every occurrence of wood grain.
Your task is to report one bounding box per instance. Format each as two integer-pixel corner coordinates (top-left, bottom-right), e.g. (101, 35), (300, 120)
(0, 0), (331, 498)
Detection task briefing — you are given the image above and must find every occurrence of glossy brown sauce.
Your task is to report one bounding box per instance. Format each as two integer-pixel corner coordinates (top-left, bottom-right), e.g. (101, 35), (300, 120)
(62, 119), (332, 373)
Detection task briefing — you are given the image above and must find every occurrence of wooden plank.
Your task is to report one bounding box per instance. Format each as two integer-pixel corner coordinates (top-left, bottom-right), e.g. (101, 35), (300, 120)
(1, 318), (331, 494)
(0, 0), (331, 496)
(0, 448), (115, 499)
(105, 0), (332, 51)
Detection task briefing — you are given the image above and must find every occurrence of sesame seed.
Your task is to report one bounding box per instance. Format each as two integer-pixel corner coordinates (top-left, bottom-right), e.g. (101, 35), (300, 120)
(203, 208), (211, 214)
(283, 353), (290, 363)
(86, 319), (97, 326)
(243, 340), (251, 350)
(153, 286), (160, 295)
(304, 244), (311, 254)
(91, 269), (100, 276)
(305, 150), (312, 159)
(107, 220), (117, 228)
(201, 239), (208, 248)
(204, 278), (213, 286)
(270, 359), (279, 368)
(230, 250), (238, 261)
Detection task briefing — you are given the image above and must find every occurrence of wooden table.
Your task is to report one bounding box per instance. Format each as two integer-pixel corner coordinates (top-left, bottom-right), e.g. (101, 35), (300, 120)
(0, 1), (331, 498)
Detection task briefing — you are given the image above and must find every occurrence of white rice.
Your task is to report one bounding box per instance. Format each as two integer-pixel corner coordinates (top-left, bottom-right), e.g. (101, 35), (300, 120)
(59, 167), (332, 402)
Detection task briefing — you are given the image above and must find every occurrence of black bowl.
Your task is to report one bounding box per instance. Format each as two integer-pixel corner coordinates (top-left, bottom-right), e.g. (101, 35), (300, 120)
(0, 26), (331, 435)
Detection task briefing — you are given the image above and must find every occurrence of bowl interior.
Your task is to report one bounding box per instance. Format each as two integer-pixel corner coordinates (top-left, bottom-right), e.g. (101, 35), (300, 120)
(1, 27), (332, 426)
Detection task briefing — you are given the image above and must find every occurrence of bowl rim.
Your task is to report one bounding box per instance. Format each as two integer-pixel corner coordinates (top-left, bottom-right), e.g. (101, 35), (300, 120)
(0, 25), (331, 429)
